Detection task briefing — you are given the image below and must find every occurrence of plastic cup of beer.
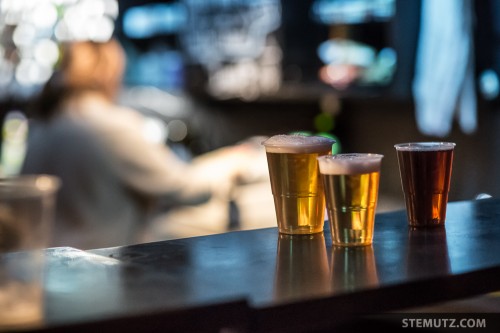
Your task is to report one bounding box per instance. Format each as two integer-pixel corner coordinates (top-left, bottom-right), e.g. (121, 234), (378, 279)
(0, 175), (60, 330)
(394, 142), (455, 228)
(262, 134), (335, 234)
(317, 153), (384, 246)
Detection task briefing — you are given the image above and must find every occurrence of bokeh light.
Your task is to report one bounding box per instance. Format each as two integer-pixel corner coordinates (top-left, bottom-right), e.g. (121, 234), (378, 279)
(0, 0), (118, 93)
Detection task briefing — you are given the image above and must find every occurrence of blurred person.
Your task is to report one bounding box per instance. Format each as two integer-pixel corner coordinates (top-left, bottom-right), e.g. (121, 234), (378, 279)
(21, 38), (268, 250)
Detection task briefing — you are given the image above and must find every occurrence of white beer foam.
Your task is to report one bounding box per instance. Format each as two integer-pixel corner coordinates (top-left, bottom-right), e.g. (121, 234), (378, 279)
(394, 142), (455, 151)
(317, 154), (383, 175)
(262, 134), (335, 154)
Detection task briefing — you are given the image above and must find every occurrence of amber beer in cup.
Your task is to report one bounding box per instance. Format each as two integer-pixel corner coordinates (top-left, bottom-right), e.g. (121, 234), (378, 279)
(394, 142), (455, 227)
(317, 154), (383, 246)
(262, 134), (335, 234)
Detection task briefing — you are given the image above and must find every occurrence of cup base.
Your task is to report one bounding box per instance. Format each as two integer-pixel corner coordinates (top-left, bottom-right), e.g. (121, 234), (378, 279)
(332, 241), (372, 247)
(408, 223), (445, 229)
(408, 222), (446, 228)
(278, 227), (324, 235)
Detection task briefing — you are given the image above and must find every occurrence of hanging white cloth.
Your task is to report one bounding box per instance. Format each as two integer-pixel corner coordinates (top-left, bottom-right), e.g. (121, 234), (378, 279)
(412, 0), (476, 137)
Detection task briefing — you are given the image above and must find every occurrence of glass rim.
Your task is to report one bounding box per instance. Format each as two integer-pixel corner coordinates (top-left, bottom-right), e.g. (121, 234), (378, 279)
(394, 142), (456, 151)
(318, 153), (384, 161)
(0, 174), (61, 198)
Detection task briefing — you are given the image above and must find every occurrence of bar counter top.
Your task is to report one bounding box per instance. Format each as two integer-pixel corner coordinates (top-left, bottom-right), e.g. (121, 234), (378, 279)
(25, 198), (500, 332)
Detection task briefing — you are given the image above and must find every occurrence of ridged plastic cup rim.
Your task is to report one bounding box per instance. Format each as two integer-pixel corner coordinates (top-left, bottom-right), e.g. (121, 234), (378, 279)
(394, 142), (456, 151)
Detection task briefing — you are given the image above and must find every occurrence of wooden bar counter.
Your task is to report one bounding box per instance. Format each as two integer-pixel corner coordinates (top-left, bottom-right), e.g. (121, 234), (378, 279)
(20, 198), (500, 332)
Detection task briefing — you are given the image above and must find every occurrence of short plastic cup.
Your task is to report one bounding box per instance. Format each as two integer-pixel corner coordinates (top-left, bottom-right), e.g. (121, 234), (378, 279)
(318, 153), (383, 246)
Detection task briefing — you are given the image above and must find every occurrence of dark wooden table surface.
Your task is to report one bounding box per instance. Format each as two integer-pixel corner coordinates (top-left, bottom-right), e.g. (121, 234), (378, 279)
(22, 198), (500, 332)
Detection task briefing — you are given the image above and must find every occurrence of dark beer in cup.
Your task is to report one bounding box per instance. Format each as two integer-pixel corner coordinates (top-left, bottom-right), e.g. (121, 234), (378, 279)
(394, 142), (455, 227)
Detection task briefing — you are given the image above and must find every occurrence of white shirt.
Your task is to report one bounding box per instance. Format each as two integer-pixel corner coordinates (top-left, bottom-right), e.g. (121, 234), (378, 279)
(22, 93), (242, 249)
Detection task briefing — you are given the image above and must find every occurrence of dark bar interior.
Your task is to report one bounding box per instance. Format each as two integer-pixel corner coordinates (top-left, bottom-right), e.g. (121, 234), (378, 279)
(1, 0), (500, 332)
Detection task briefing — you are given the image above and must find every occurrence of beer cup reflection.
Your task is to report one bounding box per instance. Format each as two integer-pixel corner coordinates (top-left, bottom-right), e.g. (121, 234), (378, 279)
(330, 245), (379, 293)
(394, 142), (455, 227)
(406, 227), (451, 278)
(318, 154), (384, 246)
(262, 134), (335, 234)
(274, 233), (330, 300)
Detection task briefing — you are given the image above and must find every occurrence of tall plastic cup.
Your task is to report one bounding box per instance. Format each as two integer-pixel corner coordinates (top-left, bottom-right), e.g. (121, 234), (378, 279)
(262, 134), (335, 234)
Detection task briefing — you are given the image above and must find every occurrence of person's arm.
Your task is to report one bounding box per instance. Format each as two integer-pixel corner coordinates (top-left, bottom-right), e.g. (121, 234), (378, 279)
(85, 105), (243, 202)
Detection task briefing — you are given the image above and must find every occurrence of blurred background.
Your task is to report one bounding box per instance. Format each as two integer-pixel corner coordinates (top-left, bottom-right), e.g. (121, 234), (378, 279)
(1, 0), (499, 240)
